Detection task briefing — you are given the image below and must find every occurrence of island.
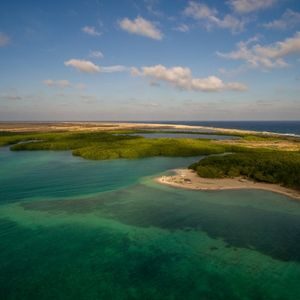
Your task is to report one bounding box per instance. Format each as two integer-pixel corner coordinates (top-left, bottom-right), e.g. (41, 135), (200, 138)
(1, 121), (299, 199)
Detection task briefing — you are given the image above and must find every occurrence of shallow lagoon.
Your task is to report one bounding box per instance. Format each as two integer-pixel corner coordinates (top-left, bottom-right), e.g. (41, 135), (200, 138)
(1, 147), (300, 299)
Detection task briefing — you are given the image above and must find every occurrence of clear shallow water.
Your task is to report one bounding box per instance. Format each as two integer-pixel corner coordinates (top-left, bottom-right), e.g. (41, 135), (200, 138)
(0, 147), (198, 203)
(1, 148), (300, 299)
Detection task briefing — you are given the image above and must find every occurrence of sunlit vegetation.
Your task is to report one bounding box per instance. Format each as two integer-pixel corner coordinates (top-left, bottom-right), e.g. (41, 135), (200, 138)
(72, 138), (229, 160)
(1, 131), (233, 159)
(1, 130), (300, 189)
(189, 151), (300, 189)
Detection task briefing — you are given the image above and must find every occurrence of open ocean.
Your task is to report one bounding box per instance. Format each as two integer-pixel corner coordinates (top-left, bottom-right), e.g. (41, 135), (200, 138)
(134, 121), (300, 136)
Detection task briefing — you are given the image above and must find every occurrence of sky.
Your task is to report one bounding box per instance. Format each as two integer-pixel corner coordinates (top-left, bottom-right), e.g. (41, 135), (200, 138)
(0, 0), (300, 121)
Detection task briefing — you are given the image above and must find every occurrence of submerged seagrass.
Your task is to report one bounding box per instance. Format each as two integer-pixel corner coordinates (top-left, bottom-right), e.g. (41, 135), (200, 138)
(0, 148), (300, 299)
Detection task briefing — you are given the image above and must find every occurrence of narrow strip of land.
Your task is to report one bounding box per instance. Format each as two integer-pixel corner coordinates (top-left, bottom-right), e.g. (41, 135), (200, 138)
(0, 121), (291, 137)
(156, 169), (300, 200)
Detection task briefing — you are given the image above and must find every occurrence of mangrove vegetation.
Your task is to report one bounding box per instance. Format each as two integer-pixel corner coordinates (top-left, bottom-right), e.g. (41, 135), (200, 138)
(189, 151), (300, 190)
(1, 130), (300, 189)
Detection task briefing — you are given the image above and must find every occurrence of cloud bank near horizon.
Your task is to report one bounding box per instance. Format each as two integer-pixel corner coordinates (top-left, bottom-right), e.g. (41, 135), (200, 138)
(132, 65), (247, 92)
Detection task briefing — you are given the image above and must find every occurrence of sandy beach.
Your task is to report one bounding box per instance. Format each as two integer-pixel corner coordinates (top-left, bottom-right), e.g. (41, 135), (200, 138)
(0, 121), (283, 136)
(156, 169), (300, 200)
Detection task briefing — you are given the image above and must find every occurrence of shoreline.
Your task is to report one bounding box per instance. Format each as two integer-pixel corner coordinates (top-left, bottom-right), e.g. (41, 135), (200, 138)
(0, 121), (258, 134)
(156, 169), (300, 200)
(0, 121), (296, 138)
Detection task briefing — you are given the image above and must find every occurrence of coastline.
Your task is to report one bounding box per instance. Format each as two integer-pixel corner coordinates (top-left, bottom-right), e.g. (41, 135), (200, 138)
(0, 121), (294, 138)
(156, 169), (300, 200)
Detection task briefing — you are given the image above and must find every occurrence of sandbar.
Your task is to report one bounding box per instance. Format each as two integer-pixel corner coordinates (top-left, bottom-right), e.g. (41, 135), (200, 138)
(156, 169), (300, 200)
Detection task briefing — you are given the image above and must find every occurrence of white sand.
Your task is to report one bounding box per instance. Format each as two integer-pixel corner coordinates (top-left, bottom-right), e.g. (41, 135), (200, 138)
(156, 169), (300, 200)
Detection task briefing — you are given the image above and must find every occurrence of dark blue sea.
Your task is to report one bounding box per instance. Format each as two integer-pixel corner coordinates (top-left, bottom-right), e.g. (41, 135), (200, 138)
(133, 121), (300, 136)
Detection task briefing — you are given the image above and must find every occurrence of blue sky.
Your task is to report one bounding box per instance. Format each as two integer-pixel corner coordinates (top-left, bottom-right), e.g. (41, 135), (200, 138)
(0, 0), (299, 121)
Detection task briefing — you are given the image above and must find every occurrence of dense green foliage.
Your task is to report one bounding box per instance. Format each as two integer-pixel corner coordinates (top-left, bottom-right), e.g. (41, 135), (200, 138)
(0, 131), (233, 160)
(189, 152), (300, 189)
(1, 131), (299, 189)
(0, 131), (45, 146)
(72, 138), (228, 160)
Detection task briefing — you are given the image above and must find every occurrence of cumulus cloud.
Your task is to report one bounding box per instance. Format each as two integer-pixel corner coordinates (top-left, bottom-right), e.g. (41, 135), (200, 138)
(64, 59), (127, 74)
(119, 17), (163, 40)
(263, 9), (300, 30)
(131, 65), (247, 92)
(81, 26), (101, 36)
(184, 2), (245, 33)
(43, 79), (71, 88)
(0, 32), (10, 47)
(228, 0), (276, 14)
(89, 50), (104, 59)
(217, 32), (300, 69)
(64, 59), (101, 73)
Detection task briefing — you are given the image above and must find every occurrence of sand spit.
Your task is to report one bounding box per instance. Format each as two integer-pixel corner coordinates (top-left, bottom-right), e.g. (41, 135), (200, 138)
(0, 121), (286, 137)
(156, 169), (300, 200)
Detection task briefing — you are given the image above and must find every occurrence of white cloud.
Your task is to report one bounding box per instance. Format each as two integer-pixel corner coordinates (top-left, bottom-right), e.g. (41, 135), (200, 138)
(0, 32), (10, 47)
(263, 9), (300, 30)
(184, 2), (245, 33)
(174, 24), (190, 32)
(119, 17), (163, 40)
(101, 65), (128, 73)
(217, 32), (300, 69)
(132, 65), (247, 92)
(228, 0), (276, 14)
(64, 59), (127, 74)
(64, 59), (101, 73)
(43, 79), (71, 88)
(89, 50), (104, 59)
(81, 26), (101, 36)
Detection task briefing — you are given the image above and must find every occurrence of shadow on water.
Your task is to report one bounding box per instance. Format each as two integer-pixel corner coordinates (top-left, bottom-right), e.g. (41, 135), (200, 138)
(0, 218), (264, 300)
(22, 184), (300, 263)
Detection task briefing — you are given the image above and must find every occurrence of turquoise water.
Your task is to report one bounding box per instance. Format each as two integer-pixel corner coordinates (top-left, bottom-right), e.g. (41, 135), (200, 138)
(0, 147), (199, 203)
(1, 148), (300, 299)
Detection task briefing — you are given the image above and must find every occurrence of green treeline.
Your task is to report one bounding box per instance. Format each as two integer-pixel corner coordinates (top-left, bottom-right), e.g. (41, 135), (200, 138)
(0, 131), (232, 159)
(1, 131), (300, 189)
(189, 152), (300, 189)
